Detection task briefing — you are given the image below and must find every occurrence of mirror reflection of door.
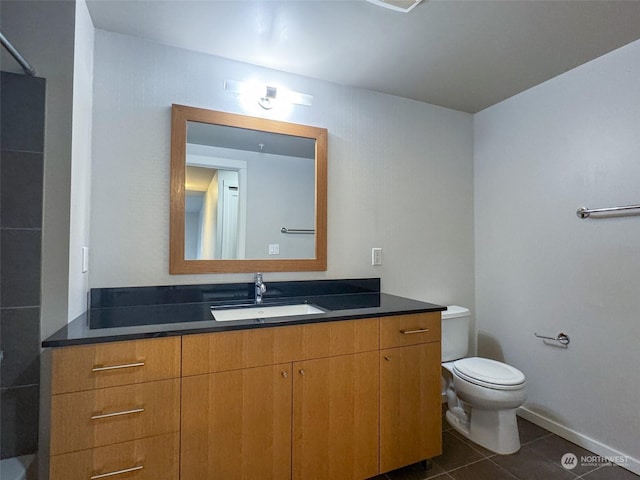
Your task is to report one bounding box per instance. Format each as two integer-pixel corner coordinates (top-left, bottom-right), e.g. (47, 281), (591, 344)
(184, 164), (245, 260)
(184, 120), (316, 260)
(220, 179), (239, 259)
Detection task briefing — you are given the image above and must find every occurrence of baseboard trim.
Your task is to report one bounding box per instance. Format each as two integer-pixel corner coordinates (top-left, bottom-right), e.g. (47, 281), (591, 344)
(517, 406), (640, 476)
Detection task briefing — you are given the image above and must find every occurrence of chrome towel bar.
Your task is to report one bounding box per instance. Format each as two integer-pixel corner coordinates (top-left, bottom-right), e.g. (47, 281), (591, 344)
(281, 227), (315, 234)
(577, 204), (640, 219)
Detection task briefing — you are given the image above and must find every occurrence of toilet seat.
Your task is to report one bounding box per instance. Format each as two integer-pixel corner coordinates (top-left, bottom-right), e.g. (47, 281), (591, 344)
(453, 357), (525, 391)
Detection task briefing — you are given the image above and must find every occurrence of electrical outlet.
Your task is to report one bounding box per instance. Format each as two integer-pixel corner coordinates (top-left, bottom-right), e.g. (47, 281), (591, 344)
(269, 244), (280, 255)
(372, 247), (382, 266)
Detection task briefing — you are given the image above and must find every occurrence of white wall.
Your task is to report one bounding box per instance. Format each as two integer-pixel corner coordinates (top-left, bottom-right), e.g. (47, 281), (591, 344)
(68, 0), (94, 320)
(245, 153), (315, 259)
(184, 211), (200, 259)
(90, 30), (474, 312)
(475, 39), (640, 472)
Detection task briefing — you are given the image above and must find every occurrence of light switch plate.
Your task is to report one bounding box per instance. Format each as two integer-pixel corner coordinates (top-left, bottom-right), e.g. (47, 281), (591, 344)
(81, 247), (89, 273)
(372, 247), (382, 266)
(269, 244), (280, 255)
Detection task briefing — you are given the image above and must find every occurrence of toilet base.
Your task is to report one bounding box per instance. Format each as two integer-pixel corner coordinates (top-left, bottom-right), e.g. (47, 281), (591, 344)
(446, 407), (521, 455)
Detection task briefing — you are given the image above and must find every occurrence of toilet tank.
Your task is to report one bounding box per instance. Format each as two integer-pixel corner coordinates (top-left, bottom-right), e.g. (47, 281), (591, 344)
(441, 305), (471, 362)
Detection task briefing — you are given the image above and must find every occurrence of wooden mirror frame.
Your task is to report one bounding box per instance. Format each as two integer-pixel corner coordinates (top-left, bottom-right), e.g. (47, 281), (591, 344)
(170, 104), (327, 274)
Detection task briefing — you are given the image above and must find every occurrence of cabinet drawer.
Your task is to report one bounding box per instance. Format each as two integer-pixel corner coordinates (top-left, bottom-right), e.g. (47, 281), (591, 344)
(50, 379), (180, 455)
(183, 327), (298, 376)
(297, 318), (379, 363)
(52, 337), (181, 394)
(183, 318), (378, 375)
(50, 432), (179, 480)
(380, 313), (440, 349)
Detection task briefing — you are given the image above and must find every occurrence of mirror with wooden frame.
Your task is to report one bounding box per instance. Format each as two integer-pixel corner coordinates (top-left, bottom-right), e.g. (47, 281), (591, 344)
(170, 104), (327, 273)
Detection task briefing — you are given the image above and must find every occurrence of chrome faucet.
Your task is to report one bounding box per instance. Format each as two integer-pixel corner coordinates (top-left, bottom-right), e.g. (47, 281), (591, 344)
(255, 273), (267, 304)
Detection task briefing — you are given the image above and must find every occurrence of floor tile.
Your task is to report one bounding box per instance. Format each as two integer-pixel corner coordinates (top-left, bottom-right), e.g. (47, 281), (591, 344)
(527, 434), (599, 477)
(517, 416), (552, 444)
(447, 429), (495, 457)
(580, 464), (640, 480)
(432, 431), (484, 471)
(491, 446), (576, 480)
(448, 459), (518, 480)
(377, 413), (640, 480)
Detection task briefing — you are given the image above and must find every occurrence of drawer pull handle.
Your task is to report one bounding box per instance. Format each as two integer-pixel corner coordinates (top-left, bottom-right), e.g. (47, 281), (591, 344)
(92, 361), (145, 372)
(400, 328), (430, 335)
(91, 407), (145, 420)
(90, 465), (144, 479)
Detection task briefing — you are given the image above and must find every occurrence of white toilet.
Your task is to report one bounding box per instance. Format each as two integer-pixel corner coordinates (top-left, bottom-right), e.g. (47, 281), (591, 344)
(441, 306), (526, 454)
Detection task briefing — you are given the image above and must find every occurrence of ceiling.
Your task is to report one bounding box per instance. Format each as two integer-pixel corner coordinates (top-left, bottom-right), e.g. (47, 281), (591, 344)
(86, 0), (640, 113)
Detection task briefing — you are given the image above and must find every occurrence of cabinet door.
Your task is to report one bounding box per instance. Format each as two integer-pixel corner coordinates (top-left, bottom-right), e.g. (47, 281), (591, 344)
(379, 343), (442, 473)
(293, 352), (379, 480)
(181, 364), (292, 480)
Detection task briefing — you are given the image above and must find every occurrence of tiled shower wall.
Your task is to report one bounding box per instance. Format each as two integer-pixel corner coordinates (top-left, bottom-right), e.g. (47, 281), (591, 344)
(0, 71), (45, 458)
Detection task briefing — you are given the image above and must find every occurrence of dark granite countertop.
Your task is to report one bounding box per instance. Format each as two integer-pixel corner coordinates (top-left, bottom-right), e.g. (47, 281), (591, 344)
(42, 279), (445, 348)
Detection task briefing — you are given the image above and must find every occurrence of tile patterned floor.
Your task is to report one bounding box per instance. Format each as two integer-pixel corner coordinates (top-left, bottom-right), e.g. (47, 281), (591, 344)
(369, 407), (639, 480)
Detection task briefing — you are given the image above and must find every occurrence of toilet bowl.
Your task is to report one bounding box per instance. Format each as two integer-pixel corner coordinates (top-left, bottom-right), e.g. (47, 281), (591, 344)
(441, 306), (526, 454)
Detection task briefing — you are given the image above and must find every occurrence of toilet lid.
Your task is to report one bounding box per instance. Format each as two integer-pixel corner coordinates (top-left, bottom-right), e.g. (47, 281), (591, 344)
(453, 357), (525, 388)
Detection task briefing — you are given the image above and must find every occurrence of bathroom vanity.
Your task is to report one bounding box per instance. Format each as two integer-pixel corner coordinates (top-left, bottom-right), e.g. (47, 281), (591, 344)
(42, 279), (444, 480)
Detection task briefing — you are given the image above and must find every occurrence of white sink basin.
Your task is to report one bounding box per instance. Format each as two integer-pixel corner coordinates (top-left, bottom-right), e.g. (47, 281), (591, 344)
(211, 303), (325, 322)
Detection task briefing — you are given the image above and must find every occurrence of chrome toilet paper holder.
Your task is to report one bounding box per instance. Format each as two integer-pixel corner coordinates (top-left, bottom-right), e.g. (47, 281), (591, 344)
(534, 332), (570, 347)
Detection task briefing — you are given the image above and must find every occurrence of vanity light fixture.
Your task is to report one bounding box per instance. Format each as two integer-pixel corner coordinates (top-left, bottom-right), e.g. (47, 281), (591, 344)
(258, 85), (278, 110)
(366, 0), (423, 13)
(224, 80), (313, 110)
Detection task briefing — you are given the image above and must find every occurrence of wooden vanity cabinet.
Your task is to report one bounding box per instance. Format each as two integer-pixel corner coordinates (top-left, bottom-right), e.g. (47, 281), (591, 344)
(180, 318), (380, 480)
(292, 352), (379, 480)
(49, 433), (179, 480)
(51, 336), (181, 394)
(48, 337), (181, 480)
(379, 313), (443, 472)
(49, 312), (442, 480)
(181, 363), (293, 480)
